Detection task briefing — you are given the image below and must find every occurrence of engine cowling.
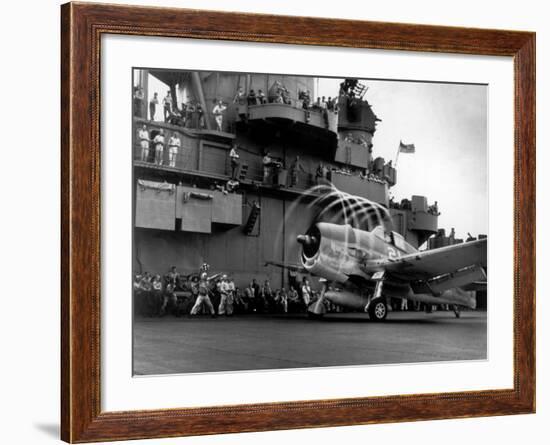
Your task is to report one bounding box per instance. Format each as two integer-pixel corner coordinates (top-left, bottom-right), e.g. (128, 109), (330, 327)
(297, 222), (371, 283)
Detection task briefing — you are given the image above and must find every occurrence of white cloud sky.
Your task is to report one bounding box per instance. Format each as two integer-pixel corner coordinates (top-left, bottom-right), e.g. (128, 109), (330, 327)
(318, 78), (488, 240)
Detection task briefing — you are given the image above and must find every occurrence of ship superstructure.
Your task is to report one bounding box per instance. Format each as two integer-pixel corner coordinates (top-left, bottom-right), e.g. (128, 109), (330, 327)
(132, 70), (439, 288)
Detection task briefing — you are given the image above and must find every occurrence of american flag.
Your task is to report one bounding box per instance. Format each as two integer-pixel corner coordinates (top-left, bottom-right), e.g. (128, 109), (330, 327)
(399, 140), (416, 153)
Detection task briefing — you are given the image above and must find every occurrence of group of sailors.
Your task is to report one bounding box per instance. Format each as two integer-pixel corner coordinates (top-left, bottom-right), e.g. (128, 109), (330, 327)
(232, 83), (339, 127)
(258, 152), (393, 189)
(299, 91), (339, 112)
(314, 162), (389, 186)
(233, 87), (268, 106)
(137, 124), (181, 167)
(343, 133), (371, 149)
(427, 201), (441, 216)
(136, 124), (393, 192)
(133, 264), (323, 318)
(134, 86), (390, 188)
(134, 78), (346, 134)
(136, 123), (241, 178)
(134, 88), (228, 131)
(389, 197), (440, 216)
(134, 265), (460, 319)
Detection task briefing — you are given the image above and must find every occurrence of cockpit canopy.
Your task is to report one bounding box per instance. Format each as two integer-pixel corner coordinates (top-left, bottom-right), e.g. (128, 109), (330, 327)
(371, 225), (417, 254)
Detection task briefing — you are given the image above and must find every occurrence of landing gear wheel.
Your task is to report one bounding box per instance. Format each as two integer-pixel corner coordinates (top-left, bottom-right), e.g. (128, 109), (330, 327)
(368, 298), (387, 322)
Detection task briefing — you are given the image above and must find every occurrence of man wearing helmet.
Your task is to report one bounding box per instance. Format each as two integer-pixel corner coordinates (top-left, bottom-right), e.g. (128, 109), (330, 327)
(217, 275), (233, 316)
(199, 263), (210, 274)
(190, 263), (219, 317)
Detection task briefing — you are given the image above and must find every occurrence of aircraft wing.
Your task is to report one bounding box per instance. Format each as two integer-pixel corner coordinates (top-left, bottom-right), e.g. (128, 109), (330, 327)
(264, 260), (309, 274)
(363, 238), (487, 281)
(461, 280), (487, 292)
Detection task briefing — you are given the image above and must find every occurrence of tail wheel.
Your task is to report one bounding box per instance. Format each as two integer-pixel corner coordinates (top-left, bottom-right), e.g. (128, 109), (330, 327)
(368, 298), (387, 321)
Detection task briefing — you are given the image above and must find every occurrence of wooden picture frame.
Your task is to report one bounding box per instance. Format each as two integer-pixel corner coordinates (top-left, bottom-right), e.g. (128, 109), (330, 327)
(61, 2), (535, 442)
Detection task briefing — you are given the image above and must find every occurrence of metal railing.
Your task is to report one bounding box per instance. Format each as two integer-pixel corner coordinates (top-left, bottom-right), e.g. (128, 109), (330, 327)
(134, 142), (198, 171)
(134, 110), (237, 134)
(133, 143), (316, 190)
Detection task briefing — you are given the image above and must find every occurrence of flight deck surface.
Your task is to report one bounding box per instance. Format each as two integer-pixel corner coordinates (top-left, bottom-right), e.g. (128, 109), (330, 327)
(133, 311), (487, 375)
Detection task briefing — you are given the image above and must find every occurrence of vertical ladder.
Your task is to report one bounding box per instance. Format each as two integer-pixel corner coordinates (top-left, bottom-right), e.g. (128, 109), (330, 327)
(243, 201), (261, 235)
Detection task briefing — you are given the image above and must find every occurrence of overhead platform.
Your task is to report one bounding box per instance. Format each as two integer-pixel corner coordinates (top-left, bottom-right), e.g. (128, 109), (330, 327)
(242, 103), (338, 153)
(247, 103), (337, 132)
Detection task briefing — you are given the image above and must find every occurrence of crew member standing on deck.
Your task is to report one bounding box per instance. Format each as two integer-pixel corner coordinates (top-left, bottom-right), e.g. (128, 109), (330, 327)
(167, 266), (180, 286)
(218, 275), (233, 316)
(190, 271), (217, 317)
(257, 89), (266, 104)
(212, 99), (227, 132)
(167, 132), (181, 168)
(227, 277), (236, 314)
(162, 91), (173, 122)
(190, 263), (221, 317)
(247, 89), (257, 106)
(233, 86), (246, 105)
(263, 152), (273, 183)
(301, 277), (312, 309)
(229, 144), (240, 179)
(153, 129), (165, 165)
(197, 104), (206, 129)
(134, 87), (145, 118)
(138, 124), (150, 162)
(149, 92), (159, 121)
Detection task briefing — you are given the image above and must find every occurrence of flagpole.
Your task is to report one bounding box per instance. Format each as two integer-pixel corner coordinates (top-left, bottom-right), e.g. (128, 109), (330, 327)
(394, 141), (401, 167)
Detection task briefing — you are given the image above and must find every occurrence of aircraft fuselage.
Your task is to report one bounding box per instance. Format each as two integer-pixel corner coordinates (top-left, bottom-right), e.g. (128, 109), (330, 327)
(298, 222), (484, 316)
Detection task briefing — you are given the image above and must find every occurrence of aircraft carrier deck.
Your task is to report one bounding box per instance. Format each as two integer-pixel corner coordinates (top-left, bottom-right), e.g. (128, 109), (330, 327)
(133, 311), (487, 375)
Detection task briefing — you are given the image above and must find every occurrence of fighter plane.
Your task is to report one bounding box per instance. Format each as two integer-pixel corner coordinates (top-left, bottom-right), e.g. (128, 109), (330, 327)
(269, 222), (487, 321)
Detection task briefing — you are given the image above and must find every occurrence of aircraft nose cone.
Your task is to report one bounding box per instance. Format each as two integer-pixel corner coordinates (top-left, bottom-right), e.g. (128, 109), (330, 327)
(297, 235), (317, 246)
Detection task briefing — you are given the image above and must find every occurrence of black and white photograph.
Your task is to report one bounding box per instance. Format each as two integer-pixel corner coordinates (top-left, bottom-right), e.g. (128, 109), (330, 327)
(132, 68), (488, 376)
(3, 0), (545, 443)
